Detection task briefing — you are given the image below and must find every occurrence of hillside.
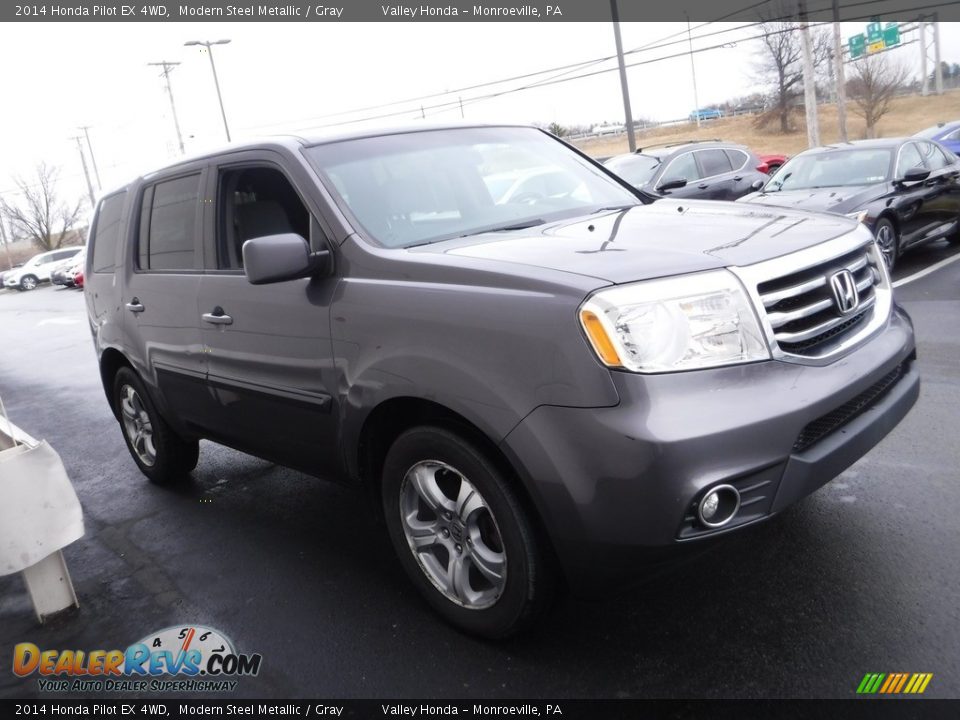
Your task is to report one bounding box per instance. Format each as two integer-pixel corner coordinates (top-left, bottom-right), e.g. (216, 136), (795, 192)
(572, 90), (960, 158)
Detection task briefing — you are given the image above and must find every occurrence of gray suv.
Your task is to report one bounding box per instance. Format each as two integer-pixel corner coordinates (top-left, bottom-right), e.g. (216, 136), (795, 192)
(85, 125), (918, 638)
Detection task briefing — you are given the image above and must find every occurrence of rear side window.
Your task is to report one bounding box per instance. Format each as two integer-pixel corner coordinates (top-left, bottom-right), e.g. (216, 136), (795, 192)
(139, 174), (200, 270)
(91, 193), (126, 273)
(697, 149), (733, 177)
(724, 149), (748, 171)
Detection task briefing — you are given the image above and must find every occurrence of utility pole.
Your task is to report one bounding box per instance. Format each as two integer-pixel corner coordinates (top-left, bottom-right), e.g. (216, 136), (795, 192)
(0, 213), (13, 270)
(609, 0), (636, 152)
(799, 0), (820, 148)
(933, 16), (943, 95)
(920, 18), (929, 96)
(78, 126), (101, 189)
(459, 96), (465, 119)
(72, 136), (96, 208)
(687, 14), (701, 129)
(184, 40), (232, 142)
(148, 61), (186, 155)
(832, 0), (847, 142)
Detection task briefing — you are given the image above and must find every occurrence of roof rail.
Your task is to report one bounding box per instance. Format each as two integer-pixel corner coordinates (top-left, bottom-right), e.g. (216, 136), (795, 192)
(636, 138), (724, 153)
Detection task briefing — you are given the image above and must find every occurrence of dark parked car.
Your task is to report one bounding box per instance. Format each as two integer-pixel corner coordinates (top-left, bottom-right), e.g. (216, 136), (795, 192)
(915, 121), (960, 155)
(603, 141), (769, 201)
(85, 124), (917, 638)
(739, 138), (960, 270)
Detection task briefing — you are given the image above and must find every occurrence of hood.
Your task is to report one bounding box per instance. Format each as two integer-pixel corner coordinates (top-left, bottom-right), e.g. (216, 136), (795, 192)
(415, 199), (859, 284)
(739, 184), (886, 216)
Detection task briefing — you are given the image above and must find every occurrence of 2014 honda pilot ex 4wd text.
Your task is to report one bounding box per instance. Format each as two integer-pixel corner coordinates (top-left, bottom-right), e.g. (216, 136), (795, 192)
(85, 125), (918, 638)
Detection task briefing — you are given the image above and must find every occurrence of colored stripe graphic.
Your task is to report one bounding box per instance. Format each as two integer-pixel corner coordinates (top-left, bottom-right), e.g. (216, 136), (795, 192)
(857, 673), (932, 694)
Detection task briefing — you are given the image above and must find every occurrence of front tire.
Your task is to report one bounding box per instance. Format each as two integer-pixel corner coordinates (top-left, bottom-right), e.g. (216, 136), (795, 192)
(873, 218), (899, 271)
(20, 275), (38, 291)
(382, 426), (555, 639)
(113, 367), (199, 485)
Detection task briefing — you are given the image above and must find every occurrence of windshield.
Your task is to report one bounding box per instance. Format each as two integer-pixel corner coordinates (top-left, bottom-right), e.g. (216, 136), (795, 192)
(603, 154), (661, 187)
(306, 127), (641, 248)
(765, 148), (892, 191)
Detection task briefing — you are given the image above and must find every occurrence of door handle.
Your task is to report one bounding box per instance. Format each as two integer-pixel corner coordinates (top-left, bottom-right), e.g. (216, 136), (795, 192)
(698, 183), (709, 189)
(733, 176), (743, 182)
(126, 298), (145, 313)
(202, 307), (233, 326)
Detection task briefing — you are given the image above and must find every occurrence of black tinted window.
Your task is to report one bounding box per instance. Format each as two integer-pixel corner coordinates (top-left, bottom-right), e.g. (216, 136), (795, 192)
(724, 149), (748, 171)
(661, 152), (700, 183)
(142, 174), (200, 270)
(698, 149), (733, 177)
(91, 193), (126, 273)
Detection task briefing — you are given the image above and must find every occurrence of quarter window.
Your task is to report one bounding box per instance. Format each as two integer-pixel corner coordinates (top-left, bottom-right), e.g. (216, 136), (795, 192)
(91, 192), (126, 273)
(139, 174), (200, 270)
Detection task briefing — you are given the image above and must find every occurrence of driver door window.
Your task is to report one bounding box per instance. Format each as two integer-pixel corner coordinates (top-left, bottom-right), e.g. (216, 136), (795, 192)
(896, 143), (924, 177)
(660, 153), (699, 185)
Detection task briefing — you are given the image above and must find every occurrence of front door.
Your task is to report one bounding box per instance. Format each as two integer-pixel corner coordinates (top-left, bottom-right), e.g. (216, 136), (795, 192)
(197, 156), (341, 477)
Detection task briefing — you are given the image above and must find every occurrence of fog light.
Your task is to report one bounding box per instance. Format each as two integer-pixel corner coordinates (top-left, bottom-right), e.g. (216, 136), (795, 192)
(701, 492), (720, 521)
(697, 484), (741, 528)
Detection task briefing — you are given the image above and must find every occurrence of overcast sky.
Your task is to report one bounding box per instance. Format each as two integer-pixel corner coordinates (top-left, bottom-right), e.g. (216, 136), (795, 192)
(0, 20), (956, 212)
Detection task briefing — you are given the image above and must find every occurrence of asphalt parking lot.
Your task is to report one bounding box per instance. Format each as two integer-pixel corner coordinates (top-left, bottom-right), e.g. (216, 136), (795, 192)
(1, 240), (958, 700)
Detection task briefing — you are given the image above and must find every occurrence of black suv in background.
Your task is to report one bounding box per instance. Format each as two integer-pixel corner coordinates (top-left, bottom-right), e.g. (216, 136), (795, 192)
(604, 140), (769, 201)
(85, 124), (918, 638)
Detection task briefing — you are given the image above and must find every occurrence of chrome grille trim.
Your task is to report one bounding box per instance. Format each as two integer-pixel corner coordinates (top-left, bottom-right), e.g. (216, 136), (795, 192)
(730, 226), (892, 365)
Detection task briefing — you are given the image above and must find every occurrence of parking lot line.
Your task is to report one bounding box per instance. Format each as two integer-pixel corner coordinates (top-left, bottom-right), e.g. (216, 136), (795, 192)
(893, 251), (960, 288)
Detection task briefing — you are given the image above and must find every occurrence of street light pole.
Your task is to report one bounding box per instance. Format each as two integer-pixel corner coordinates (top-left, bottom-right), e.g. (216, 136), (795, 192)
(185, 39), (232, 142)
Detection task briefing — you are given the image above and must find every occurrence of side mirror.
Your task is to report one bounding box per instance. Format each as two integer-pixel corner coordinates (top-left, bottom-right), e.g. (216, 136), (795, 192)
(751, 179), (765, 191)
(242, 233), (330, 285)
(899, 166), (930, 184)
(657, 178), (688, 192)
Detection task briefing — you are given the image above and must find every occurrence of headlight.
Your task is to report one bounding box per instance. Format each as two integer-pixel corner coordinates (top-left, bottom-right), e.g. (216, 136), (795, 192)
(579, 270), (770, 373)
(846, 210), (868, 224)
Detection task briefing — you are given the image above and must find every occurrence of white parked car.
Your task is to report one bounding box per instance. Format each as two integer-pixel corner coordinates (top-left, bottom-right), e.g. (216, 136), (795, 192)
(3, 247), (83, 291)
(592, 123), (625, 136)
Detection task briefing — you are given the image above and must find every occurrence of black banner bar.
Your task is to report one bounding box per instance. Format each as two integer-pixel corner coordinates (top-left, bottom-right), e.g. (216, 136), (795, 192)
(2, 699), (959, 720)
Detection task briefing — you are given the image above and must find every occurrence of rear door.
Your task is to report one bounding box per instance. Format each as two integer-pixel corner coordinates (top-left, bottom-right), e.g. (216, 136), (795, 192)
(122, 166), (210, 433)
(197, 152), (342, 476)
(692, 149), (736, 199)
(916, 140), (960, 236)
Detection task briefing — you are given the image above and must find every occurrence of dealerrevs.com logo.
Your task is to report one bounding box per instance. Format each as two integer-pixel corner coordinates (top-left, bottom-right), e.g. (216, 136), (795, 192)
(13, 625), (262, 693)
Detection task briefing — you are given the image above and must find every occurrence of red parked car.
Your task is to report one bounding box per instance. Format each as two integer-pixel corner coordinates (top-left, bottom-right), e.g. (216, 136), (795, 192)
(757, 153), (789, 174)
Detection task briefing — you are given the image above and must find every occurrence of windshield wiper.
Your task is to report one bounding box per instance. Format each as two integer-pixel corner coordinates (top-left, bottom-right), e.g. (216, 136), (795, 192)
(590, 204), (637, 214)
(455, 219), (547, 238)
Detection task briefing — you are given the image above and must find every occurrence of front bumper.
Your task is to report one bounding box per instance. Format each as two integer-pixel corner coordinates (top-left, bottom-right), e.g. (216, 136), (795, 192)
(500, 305), (918, 593)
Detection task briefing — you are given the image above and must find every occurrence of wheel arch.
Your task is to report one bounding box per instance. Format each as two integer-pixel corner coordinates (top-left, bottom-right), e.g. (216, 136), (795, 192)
(99, 347), (134, 420)
(356, 395), (563, 585)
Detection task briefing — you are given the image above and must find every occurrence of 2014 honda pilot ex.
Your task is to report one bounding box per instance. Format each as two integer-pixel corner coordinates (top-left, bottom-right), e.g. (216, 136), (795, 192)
(85, 125), (919, 638)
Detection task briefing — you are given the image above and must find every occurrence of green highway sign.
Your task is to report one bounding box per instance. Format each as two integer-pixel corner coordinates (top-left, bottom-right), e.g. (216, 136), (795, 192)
(849, 34), (866, 58)
(848, 21), (901, 59)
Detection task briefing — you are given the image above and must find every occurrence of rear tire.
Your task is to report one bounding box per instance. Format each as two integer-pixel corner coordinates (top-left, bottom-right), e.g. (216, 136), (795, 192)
(113, 367), (199, 485)
(381, 426), (556, 639)
(873, 218), (899, 271)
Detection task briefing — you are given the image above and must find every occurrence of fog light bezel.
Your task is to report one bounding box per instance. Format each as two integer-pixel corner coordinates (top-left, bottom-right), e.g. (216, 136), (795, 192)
(697, 484), (741, 528)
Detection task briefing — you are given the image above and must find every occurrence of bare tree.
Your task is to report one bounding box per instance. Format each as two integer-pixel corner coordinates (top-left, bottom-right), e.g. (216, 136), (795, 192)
(753, 17), (832, 133)
(847, 54), (909, 138)
(0, 163), (83, 252)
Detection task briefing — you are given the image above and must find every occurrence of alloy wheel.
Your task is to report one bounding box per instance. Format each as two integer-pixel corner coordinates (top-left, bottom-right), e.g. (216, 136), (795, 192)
(399, 460), (507, 609)
(120, 384), (156, 466)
